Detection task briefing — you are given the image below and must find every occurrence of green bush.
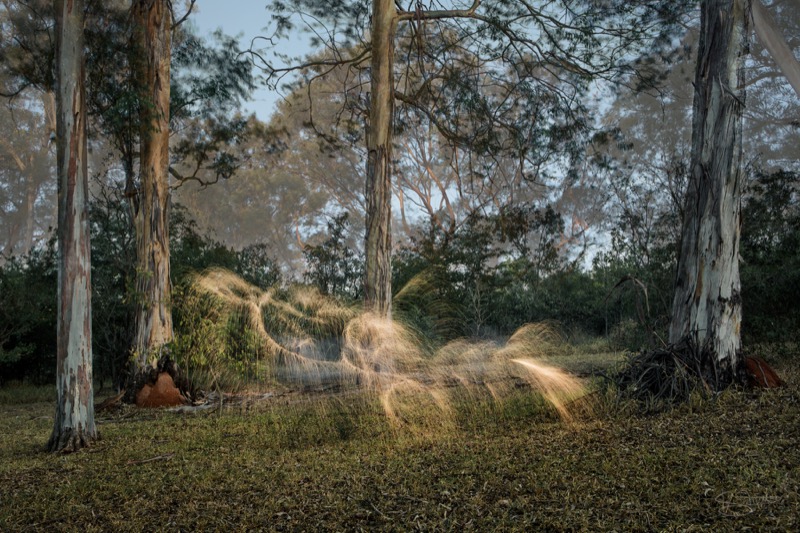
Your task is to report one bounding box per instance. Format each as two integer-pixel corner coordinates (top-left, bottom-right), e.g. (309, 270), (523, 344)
(740, 169), (800, 343)
(170, 285), (237, 393)
(0, 241), (57, 385)
(303, 213), (363, 300)
(0, 188), (282, 387)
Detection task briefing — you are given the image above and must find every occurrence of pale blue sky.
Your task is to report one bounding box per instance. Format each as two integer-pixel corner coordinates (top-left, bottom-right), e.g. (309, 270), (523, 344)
(190, 0), (311, 121)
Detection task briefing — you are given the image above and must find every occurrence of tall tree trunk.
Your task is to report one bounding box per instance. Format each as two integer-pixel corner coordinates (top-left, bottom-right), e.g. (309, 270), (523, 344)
(132, 0), (173, 368)
(364, 0), (396, 318)
(49, 0), (97, 453)
(669, 0), (749, 388)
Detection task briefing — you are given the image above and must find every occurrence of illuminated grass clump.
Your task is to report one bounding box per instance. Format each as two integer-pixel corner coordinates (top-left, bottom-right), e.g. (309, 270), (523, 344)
(185, 268), (592, 425)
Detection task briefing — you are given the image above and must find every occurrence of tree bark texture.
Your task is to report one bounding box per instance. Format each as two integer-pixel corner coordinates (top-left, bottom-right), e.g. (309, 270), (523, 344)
(132, 0), (173, 367)
(364, 0), (396, 318)
(669, 0), (749, 387)
(49, 0), (98, 453)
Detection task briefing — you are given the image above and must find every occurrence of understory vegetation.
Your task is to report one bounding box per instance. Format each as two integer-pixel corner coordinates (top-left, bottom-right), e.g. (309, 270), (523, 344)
(1, 171), (797, 530)
(1, 167), (798, 390)
(1, 348), (797, 531)
(1, 0), (798, 525)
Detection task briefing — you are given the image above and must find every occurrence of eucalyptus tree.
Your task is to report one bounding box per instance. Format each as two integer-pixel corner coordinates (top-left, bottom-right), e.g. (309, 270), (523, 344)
(48, 0), (97, 453)
(128, 0), (175, 365)
(669, 0), (749, 386)
(258, 0), (691, 317)
(81, 0), (253, 374)
(668, 0), (799, 387)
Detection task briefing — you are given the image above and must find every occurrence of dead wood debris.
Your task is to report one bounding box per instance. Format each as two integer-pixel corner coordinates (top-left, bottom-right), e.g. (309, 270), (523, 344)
(613, 337), (783, 411)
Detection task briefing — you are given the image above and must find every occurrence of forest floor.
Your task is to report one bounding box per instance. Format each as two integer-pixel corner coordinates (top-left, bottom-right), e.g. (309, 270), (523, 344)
(1, 345), (798, 532)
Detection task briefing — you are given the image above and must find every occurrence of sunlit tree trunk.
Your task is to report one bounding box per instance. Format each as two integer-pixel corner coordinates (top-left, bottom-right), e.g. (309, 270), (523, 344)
(669, 0), (749, 387)
(132, 0), (173, 367)
(364, 0), (396, 318)
(48, 0), (97, 453)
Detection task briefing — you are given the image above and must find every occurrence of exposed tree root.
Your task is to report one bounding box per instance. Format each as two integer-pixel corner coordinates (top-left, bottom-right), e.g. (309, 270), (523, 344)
(613, 337), (738, 411)
(47, 427), (99, 454)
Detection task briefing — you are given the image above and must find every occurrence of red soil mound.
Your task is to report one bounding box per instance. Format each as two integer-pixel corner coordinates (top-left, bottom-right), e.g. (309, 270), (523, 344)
(745, 356), (784, 388)
(136, 372), (187, 408)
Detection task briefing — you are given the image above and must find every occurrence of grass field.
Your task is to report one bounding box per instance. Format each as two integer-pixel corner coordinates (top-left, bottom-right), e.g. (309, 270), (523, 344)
(1, 347), (798, 531)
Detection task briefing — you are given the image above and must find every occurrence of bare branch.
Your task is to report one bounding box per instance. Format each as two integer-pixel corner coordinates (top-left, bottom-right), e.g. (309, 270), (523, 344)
(168, 161), (218, 190)
(0, 138), (28, 172)
(397, 0), (481, 22)
(170, 0), (196, 29)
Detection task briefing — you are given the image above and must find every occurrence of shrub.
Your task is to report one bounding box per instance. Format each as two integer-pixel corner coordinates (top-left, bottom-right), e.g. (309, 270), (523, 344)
(0, 241), (58, 385)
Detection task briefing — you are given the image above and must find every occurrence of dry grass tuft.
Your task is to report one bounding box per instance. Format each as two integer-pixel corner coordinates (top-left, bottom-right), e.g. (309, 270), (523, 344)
(188, 270), (593, 427)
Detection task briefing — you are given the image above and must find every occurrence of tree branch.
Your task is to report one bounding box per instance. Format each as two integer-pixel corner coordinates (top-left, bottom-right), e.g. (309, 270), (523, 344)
(397, 0), (481, 22)
(245, 43), (371, 94)
(170, 0), (197, 29)
(168, 162), (218, 189)
(0, 138), (27, 172)
(750, 0), (800, 99)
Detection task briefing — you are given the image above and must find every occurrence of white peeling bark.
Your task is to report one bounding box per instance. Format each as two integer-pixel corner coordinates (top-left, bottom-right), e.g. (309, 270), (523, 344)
(669, 0), (749, 387)
(49, 0), (98, 453)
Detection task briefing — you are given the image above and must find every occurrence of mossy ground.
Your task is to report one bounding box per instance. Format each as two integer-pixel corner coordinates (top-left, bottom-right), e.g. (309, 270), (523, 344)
(1, 347), (798, 532)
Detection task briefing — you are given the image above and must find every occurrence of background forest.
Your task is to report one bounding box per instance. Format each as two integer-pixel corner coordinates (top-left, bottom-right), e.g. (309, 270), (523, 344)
(1, 0), (800, 529)
(0, 0), (798, 390)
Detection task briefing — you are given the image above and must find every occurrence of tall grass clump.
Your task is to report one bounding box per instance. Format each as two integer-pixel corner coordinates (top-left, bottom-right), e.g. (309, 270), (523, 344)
(180, 269), (596, 430)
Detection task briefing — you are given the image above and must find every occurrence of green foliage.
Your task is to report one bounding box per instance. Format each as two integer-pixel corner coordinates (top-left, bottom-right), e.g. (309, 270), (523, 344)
(170, 286), (251, 393)
(0, 241), (57, 385)
(303, 213), (363, 300)
(162, 207), (283, 392)
(590, 249), (675, 350)
(235, 243), (283, 290)
(392, 206), (604, 340)
(169, 29), (256, 186)
(171, 30), (254, 118)
(740, 169), (800, 343)
(170, 205), (240, 280)
(89, 188), (137, 387)
(0, 187), (281, 386)
(170, 203), (282, 290)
